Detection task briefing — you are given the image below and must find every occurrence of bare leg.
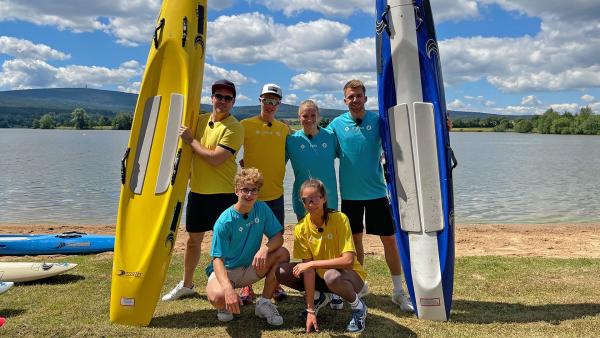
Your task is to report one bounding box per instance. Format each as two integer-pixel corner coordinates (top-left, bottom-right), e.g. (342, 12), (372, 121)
(206, 273), (226, 309)
(183, 232), (205, 287)
(323, 269), (364, 302)
(380, 235), (402, 275)
(352, 233), (365, 265)
(256, 247), (290, 299)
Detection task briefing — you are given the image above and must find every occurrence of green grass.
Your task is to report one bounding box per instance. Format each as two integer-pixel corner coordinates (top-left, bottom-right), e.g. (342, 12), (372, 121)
(1, 254), (599, 337)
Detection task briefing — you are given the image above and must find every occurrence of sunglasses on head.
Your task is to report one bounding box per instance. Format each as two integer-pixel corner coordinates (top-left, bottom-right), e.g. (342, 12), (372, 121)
(213, 93), (234, 102)
(260, 98), (280, 106)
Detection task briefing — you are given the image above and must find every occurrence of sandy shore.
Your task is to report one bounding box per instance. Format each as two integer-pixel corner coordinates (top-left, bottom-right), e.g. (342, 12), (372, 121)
(1, 223), (599, 259)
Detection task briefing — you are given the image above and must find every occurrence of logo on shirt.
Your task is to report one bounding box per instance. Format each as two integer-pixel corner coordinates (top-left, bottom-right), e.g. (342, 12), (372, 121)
(327, 233), (333, 240)
(239, 227), (244, 232)
(300, 144), (305, 150)
(366, 125), (372, 131)
(254, 217), (260, 224)
(322, 143), (327, 148)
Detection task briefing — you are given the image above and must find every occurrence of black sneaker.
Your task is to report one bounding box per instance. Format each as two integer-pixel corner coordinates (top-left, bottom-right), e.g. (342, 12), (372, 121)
(299, 292), (332, 318)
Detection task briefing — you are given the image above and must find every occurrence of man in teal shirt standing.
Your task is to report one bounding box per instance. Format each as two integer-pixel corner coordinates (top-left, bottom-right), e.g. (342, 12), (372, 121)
(205, 167), (290, 324)
(327, 79), (413, 312)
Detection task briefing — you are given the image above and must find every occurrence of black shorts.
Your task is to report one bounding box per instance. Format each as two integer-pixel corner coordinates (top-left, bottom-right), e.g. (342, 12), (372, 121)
(264, 195), (285, 229)
(185, 192), (237, 233)
(341, 197), (395, 236)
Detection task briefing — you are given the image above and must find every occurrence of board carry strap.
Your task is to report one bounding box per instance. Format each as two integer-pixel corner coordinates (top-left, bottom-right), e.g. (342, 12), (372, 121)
(56, 231), (86, 238)
(153, 18), (165, 49)
(120, 148), (130, 185)
(182, 17), (188, 47)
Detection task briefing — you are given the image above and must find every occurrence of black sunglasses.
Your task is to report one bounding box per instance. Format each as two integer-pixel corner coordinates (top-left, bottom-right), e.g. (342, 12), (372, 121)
(213, 93), (234, 102)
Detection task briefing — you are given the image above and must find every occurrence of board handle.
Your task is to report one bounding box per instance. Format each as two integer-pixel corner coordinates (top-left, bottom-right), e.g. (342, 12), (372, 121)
(120, 147), (130, 185)
(450, 147), (458, 170)
(153, 18), (165, 49)
(182, 17), (188, 47)
(170, 148), (182, 185)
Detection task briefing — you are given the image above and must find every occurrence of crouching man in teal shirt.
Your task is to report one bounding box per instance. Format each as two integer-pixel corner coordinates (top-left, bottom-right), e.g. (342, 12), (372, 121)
(205, 167), (290, 325)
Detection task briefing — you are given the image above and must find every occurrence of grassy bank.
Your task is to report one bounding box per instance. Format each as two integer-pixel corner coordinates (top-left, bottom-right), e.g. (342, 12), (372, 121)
(452, 127), (495, 132)
(1, 254), (599, 337)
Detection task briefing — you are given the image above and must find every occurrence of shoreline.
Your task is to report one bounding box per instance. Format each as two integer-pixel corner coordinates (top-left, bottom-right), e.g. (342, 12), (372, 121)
(1, 223), (598, 259)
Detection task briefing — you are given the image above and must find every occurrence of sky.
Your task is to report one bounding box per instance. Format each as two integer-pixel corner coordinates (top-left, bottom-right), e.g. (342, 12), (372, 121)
(0, 0), (599, 115)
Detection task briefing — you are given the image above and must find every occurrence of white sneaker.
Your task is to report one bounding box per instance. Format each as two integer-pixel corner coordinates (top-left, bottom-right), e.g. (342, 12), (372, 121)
(161, 281), (195, 301)
(255, 298), (284, 326)
(392, 290), (414, 312)
(358, 281), (370, 299)
(217, 309), (234, 322)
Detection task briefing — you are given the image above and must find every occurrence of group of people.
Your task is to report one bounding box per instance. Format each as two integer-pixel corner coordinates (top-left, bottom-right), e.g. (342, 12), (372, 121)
(161, 78), (413, 333)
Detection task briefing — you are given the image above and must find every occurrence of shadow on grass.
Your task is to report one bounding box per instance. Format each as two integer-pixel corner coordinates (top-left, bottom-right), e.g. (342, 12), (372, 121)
(452, 300), (600, 324)
(17, 274), (84, 286)
(360, 294), (417, 318)
(0, 309), (26, 318)
(152, 293), (415, 336)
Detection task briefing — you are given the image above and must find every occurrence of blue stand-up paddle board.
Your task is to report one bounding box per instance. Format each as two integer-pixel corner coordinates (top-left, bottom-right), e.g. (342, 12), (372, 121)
(376, 0), (457, 321)
(0, 232), (114, 255)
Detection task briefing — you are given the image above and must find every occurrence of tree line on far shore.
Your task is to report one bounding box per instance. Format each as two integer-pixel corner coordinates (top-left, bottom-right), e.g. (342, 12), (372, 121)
(452, 107), (600, 135)
(31, 108), (132, 130)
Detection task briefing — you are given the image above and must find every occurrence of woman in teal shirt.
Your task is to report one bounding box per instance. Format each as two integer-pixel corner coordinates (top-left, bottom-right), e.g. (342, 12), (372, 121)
(286, 100), (338, 221)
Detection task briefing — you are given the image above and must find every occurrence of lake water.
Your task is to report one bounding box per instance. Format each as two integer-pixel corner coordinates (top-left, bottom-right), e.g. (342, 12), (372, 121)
(1, 129), (599, 225)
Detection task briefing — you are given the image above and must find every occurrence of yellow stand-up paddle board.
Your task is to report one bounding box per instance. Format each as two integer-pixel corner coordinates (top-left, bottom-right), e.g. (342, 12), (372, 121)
(110, 0), (207, 326)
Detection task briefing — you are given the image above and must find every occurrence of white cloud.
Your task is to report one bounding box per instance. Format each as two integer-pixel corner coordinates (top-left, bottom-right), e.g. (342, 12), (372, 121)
(206, 13), (360, 72)
(521, 95), (542, 106)
(0, 59), (142, 90)
(255, 0), (372, 17)
(255, 0), (479, 23)
(200, 95), (212, 105)
(283, 93), (300, 105)
(117, 81), (141, 94)
(0, 0), (233, 47)
(481, 0), (600, 23)
(432, 0), (480, 22)
(199, 63), (257, 101)
(439, 1), (600, 93)
(447, 99), (468, 110)
(0, 36), (70, 60)
(497, 105), (540, 115)
(290, 71), (377, 96)
(461, 95), (496, 109)
(581, 94), (595, 102)
(549, 103), (579, 113)
(308, 93), (345, 110)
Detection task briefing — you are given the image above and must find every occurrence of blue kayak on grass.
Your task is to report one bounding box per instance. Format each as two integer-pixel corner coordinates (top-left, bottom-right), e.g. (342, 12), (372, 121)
(0, 232), (115, 255)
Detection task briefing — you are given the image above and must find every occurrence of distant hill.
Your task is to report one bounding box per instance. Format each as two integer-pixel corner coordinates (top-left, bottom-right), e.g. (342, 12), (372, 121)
(0, 88), (529, 128)
(450, 110), (531, 120)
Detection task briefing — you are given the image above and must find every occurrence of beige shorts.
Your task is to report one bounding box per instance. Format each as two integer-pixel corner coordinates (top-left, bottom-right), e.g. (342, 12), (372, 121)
(208, 265), (261, 289)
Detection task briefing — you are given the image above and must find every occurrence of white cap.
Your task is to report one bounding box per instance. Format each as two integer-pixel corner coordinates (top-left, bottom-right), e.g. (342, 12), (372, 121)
(260, 83), (282, 98)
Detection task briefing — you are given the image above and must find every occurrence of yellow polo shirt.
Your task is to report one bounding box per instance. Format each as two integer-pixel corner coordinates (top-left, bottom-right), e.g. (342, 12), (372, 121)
(190, 113), (244, 194)
(240, 116), (290, 201)
(293, 211), (366, 280)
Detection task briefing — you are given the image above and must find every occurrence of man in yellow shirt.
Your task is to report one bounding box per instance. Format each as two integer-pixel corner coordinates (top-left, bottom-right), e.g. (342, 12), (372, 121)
(239, 83), (290, 303)
(162, 79), (245, 301)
